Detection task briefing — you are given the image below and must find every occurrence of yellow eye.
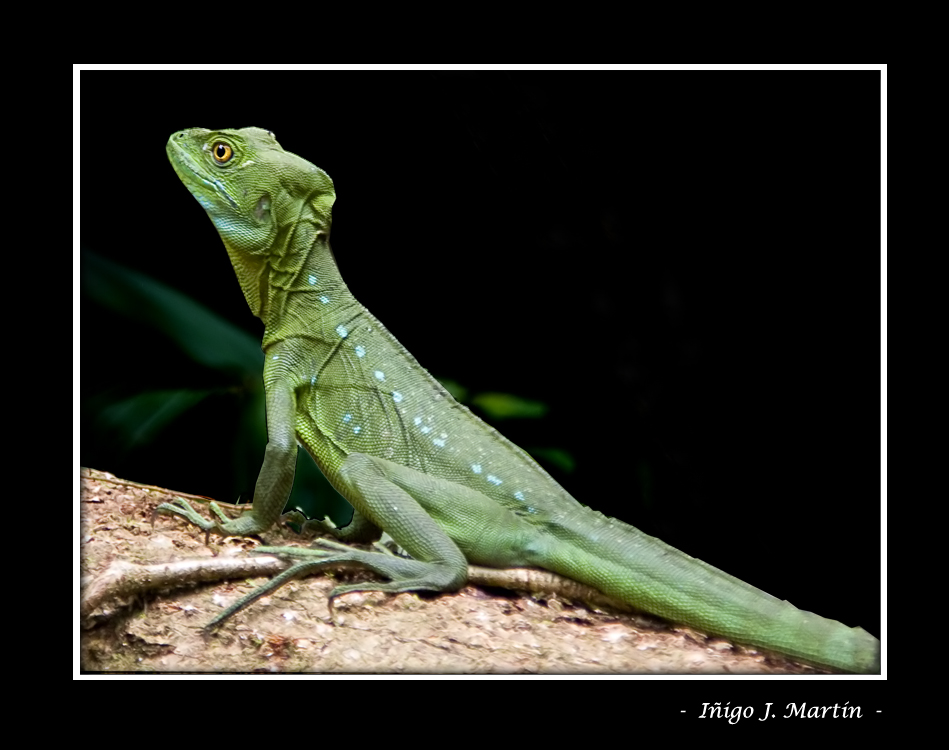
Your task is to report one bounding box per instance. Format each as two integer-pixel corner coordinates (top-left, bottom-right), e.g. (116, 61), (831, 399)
(212, 142), (233, 163)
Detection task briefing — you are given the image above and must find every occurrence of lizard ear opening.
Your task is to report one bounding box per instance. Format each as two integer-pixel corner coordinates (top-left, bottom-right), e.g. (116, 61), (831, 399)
(253, 194), (272, 223)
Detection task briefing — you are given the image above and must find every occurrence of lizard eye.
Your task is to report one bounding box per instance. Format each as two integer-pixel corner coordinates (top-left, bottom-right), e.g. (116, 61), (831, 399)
(212, 142), (233, 164)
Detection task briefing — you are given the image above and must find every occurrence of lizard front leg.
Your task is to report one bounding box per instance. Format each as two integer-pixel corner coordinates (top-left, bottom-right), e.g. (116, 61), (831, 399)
(155, 383), (298, 540)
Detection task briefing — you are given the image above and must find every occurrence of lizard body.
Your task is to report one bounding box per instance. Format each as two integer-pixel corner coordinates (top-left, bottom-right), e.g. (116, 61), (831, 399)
(162, 127), (880, 673)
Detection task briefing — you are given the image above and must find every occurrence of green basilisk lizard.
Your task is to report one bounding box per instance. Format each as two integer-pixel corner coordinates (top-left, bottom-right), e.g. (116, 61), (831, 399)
(161, 127), (880, 673)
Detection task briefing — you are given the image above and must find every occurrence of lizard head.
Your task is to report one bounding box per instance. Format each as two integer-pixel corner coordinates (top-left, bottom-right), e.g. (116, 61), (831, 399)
(167, 127), (337, 318)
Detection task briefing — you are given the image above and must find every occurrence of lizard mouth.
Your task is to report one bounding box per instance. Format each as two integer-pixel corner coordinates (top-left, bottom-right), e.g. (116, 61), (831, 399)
(167, 139), (238, 209)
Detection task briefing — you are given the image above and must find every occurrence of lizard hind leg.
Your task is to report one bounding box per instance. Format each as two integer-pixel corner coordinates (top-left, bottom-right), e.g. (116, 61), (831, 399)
(328, 452), (470, 594)
(205, 538), (463, 630)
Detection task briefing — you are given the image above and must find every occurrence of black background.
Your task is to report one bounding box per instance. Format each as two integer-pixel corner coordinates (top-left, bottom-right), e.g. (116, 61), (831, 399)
(79, 71), (882, 645)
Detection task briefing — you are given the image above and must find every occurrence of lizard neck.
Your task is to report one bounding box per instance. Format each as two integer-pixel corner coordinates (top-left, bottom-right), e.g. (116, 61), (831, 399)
(259, 232), (359, 348)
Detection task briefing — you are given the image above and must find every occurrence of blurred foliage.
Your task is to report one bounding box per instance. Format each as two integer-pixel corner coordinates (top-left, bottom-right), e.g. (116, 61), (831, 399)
(471, 392), (548, 420)
(522, 447), (575, 475)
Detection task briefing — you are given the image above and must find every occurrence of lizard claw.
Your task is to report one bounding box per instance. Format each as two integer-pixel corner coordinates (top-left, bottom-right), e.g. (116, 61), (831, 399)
(155, 498), (234, 544)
